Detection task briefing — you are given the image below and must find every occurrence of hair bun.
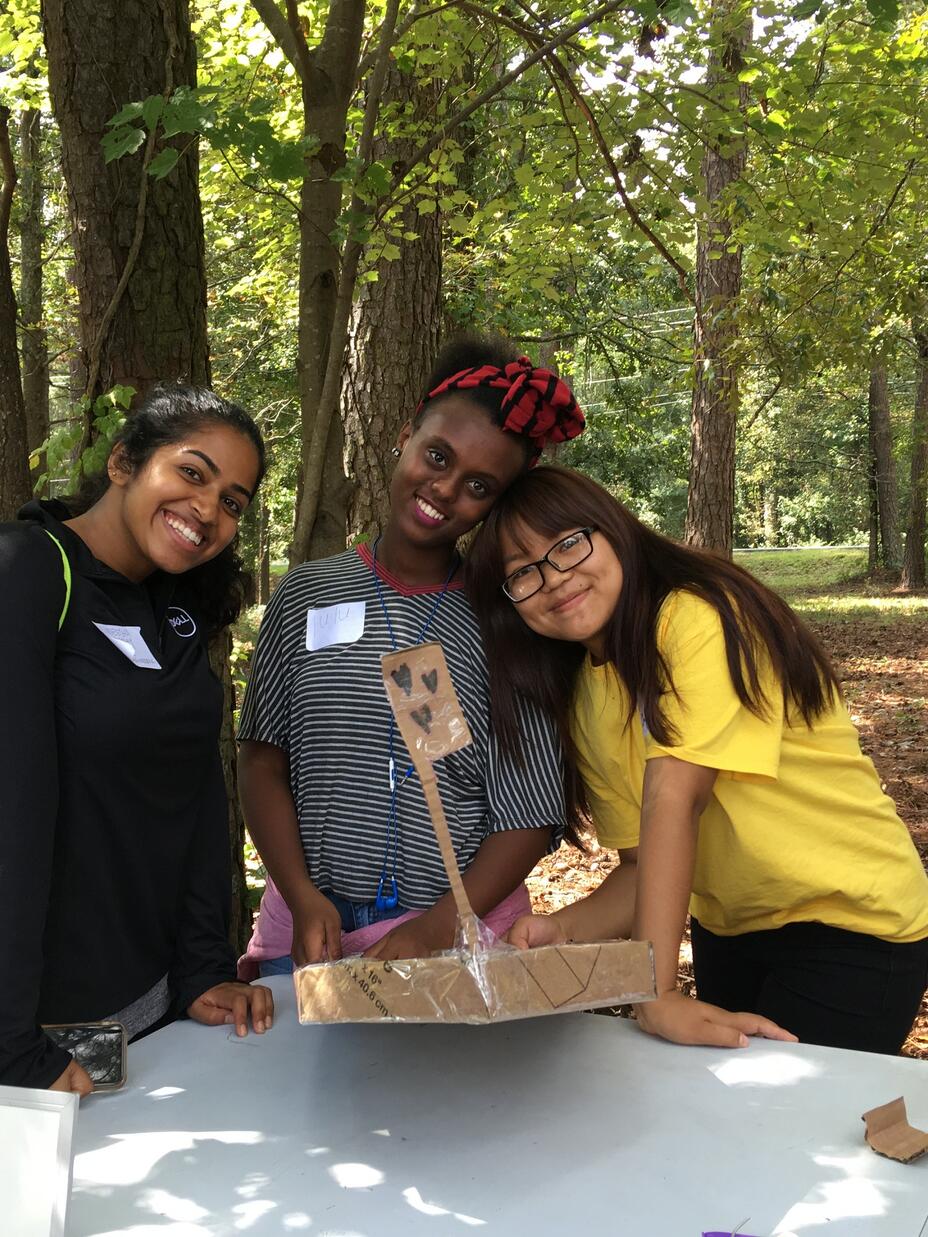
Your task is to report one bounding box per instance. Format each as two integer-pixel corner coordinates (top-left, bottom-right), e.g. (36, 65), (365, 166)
(498, 358), (585, 457)
(416, 354), (585, 463)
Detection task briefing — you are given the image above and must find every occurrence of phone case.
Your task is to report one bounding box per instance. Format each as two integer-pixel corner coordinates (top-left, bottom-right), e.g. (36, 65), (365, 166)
(42, 1021), (128, 1091)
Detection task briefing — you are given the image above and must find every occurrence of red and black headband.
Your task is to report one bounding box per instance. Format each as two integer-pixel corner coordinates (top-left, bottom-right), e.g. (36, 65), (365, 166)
(416, 356), (585, 463)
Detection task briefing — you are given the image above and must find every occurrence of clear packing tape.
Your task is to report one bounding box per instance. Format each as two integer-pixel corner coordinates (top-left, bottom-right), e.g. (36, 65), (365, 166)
(295, 642), (656, 1025)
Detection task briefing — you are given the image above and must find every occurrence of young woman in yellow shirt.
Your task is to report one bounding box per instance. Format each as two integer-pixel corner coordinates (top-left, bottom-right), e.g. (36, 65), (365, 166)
(466, 466), (928, 1054)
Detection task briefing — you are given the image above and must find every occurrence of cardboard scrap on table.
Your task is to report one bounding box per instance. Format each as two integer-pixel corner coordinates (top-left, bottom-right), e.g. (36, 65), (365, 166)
(861, 1096), (928, 1164)
(295, 642), (657, 1026)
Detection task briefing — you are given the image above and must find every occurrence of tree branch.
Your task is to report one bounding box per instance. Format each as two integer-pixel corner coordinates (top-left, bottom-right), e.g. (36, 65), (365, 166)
(250, 0), (302, 73)
(741, 373), (783, 431)
(463, 3), (692, 303)
(392, 0), (626, 187)
(291, 0), (402, 558)
(356, 0), (432, 79)
(0, 106), (15, 246)
(284, 0), (315, 82)
(779, 160), (916, 328)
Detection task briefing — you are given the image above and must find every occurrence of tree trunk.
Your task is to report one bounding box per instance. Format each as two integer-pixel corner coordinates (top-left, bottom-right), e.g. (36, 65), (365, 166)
(42, 0), (210, 406)
(684, 1), (750, 556)
(868, 361), (902, 571)
(0, 105), (31, 522)
(256, 493), (271, 605)
(19, 108), (49, 471)
(762, 485), (780, 546)
(900, 327), (928, 590)
(43, 0), (249, 949)
(342, 67), (443, 542)
(209, 633), (250, 953)
(868, 467), (879, 573)
(278, 0), (365, 565)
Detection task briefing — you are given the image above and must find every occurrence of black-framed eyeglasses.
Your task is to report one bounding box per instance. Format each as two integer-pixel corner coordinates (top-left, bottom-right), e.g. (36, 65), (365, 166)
(502, 527), (597, 603)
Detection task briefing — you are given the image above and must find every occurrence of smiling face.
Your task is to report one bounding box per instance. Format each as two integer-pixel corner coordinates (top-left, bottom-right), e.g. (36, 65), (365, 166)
(500, 522), (624, 658)
(111, 423), (260, 578)
(388, 395), (528, 552)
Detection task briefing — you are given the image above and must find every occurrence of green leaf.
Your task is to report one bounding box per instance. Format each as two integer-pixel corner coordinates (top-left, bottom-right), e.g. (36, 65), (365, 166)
(865, 0), (898, 22)
(107, 101), (144, 128)
(108, 384), (136, 410)
(161, 87), (214, 138)
(360, 160), (392, 196)
(142, 94), (165, 130)
(102, 126), (146, 163)
(514, 163), (535, 187)
(148, 147), (180, 179)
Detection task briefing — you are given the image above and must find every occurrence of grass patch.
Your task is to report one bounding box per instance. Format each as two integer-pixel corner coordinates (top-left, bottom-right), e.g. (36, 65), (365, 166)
(790, 593), (928, 623)
(734, 548), (868, 596)
(734, 548), (928, 623)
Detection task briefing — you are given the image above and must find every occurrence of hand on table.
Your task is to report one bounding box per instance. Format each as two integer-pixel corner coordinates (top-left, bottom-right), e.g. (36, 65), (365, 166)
(363, 912), (452, 961)
(634, 990), (797, 1049)
(504, 913), (568, 951)
(292, 888), (343, 965)
(188, 982), (274, 1038)
(49, 1058), (93, 1097)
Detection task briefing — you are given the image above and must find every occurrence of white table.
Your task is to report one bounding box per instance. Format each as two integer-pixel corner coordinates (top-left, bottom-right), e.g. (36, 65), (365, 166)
(69, 975), (927, 1236)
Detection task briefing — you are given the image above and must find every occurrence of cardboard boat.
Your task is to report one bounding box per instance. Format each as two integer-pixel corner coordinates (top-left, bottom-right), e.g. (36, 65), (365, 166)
(295, 643), (656, 1025)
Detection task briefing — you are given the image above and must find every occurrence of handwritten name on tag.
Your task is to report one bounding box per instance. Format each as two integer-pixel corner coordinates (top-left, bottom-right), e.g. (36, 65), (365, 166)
(306, 602), (366, 652)
(93, 623), (162, 670)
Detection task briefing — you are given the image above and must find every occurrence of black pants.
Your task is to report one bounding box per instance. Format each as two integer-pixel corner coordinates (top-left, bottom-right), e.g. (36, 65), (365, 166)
(690, 918), (928, 1054)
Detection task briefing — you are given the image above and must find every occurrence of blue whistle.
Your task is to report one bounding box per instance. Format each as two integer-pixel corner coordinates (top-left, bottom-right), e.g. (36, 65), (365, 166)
(375, 875), (399, 911)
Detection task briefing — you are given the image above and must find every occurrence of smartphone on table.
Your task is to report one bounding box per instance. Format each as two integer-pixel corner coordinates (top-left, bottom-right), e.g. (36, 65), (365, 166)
(42, 1021), (127, 1091)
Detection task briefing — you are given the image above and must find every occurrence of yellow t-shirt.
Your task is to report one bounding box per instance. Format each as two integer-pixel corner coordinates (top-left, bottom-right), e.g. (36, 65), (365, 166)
(571, 589), (928, 942)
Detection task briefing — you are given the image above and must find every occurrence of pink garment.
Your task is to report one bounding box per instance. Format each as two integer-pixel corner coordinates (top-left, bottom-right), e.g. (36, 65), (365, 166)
(237, 876), (532, 981)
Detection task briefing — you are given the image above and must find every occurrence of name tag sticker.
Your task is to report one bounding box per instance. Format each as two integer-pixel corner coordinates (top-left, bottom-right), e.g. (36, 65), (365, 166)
(306, 601), (366, 652)
(93, 623), (162, 670)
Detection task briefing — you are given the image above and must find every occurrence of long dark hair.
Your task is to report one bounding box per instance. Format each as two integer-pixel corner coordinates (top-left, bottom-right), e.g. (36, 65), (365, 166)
(466, 467), (840, 824)
(65, 384), (266, 636)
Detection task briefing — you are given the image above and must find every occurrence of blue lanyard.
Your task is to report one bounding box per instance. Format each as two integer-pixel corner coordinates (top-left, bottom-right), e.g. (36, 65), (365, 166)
(370, 538), (458, 910)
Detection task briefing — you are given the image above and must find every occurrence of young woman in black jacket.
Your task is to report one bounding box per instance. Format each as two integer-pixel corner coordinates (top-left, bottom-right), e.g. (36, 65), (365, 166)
(0, 385), (273, 1095)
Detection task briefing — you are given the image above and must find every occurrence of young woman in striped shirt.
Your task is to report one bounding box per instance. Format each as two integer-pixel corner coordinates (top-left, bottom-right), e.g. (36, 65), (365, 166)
(237, 336), (585, 972)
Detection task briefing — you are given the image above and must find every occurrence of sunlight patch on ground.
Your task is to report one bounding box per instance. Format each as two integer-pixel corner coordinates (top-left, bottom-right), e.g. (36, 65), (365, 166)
(792, 593), (928, 619)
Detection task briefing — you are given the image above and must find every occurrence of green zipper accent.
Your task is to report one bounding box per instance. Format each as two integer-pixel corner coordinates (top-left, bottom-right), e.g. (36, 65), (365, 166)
(44, 530), (72, 630)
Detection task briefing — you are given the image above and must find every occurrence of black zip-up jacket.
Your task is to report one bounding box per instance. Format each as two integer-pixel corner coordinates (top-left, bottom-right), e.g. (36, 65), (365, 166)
(0, 500), (235, 1087)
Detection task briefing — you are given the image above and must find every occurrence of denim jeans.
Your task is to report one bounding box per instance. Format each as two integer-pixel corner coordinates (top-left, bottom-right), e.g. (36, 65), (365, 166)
(258, 888), (409, 977)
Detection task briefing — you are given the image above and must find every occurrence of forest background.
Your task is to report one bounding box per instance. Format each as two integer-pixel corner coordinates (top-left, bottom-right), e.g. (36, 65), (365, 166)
(1, 0), (927, 1049)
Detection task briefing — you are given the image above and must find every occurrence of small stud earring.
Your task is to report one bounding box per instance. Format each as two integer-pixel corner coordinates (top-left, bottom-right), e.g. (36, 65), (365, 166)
(391, 446), (401, 458)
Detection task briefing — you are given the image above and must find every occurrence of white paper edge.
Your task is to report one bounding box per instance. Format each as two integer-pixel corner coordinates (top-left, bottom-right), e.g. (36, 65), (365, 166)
(0, 1084), (78, 1237)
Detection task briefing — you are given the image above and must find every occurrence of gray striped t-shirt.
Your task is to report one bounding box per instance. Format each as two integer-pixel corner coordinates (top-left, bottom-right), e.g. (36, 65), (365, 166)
(238, 546), (565, 908)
